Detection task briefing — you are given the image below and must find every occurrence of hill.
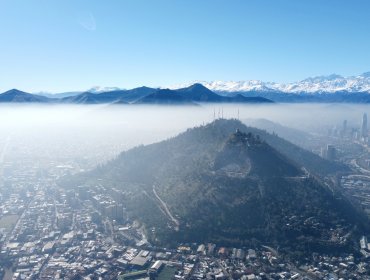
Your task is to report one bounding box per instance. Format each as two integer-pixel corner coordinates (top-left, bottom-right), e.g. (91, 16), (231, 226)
(115, 86), (157, 103)
(2, 84), (270, 104)
(38, 91), (82, 99)
(134, 89), (197, 105)
(61, 92), (108, 104)
(244, 118), (313, 147)
(63, 119), (363, 256)
(135, 84), (273, 104)
(175, 83), (223, 102)
(0, 89), (50, 103)
(61, 87), (157, 104)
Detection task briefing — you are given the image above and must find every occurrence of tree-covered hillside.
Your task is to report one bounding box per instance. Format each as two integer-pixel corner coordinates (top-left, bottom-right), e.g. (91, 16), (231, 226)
(62, 119), (363, 256)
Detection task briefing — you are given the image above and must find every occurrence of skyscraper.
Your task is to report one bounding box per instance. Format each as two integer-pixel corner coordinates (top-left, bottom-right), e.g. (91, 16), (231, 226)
(326, 144), (336, 161)
(362, 113), (368, 138)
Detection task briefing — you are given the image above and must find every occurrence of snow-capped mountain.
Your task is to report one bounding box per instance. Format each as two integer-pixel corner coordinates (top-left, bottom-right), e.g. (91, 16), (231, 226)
(87, 86), (124, 93)
(169, 72), (370, 94)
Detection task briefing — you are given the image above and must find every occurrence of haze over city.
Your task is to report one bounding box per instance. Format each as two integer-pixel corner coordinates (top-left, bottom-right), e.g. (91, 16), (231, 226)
(2, 1), (370, 280)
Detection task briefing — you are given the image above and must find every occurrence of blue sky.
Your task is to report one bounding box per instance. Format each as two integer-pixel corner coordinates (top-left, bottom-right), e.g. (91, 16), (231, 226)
(1, 0), (370, 92)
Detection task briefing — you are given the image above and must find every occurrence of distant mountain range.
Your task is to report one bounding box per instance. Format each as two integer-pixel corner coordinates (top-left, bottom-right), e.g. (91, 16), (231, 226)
(0, 84), (272, 104)
(173, 72), (370, 94)
(3, 72), (370, 103)
(170, 72), (370, 103)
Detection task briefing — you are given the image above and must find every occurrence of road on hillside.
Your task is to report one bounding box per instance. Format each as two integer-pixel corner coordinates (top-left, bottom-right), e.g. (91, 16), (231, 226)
(152, 185), (179, 231)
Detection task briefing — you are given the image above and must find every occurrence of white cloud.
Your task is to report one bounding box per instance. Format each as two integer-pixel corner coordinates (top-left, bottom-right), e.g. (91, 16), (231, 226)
(78, 11), (96, 32)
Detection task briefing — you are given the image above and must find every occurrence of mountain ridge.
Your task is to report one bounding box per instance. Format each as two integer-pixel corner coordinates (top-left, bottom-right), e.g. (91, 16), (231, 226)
(0, 84), (273, 104)
(5, 71), (370, 103)
(170, 72), (370, 94)
(0, 89), (50, 103)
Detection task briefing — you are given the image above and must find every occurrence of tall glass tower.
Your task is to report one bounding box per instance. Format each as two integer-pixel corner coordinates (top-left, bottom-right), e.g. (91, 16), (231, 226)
(362, 113), (368, 138)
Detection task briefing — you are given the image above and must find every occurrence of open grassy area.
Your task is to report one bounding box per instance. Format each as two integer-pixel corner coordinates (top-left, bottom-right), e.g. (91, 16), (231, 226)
(0, 214), (19, 234)
(157, 266), (177, 280)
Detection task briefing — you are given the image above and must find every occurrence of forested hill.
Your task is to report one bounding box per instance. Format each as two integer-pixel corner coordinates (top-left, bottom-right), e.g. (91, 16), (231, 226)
(94, 118), (348, 183)
(61, 119), (366, 257)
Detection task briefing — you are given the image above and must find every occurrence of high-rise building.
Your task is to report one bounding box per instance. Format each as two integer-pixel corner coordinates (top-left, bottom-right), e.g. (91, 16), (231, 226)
(326, 144), (336, 161)
(362, 113), (368, 138)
